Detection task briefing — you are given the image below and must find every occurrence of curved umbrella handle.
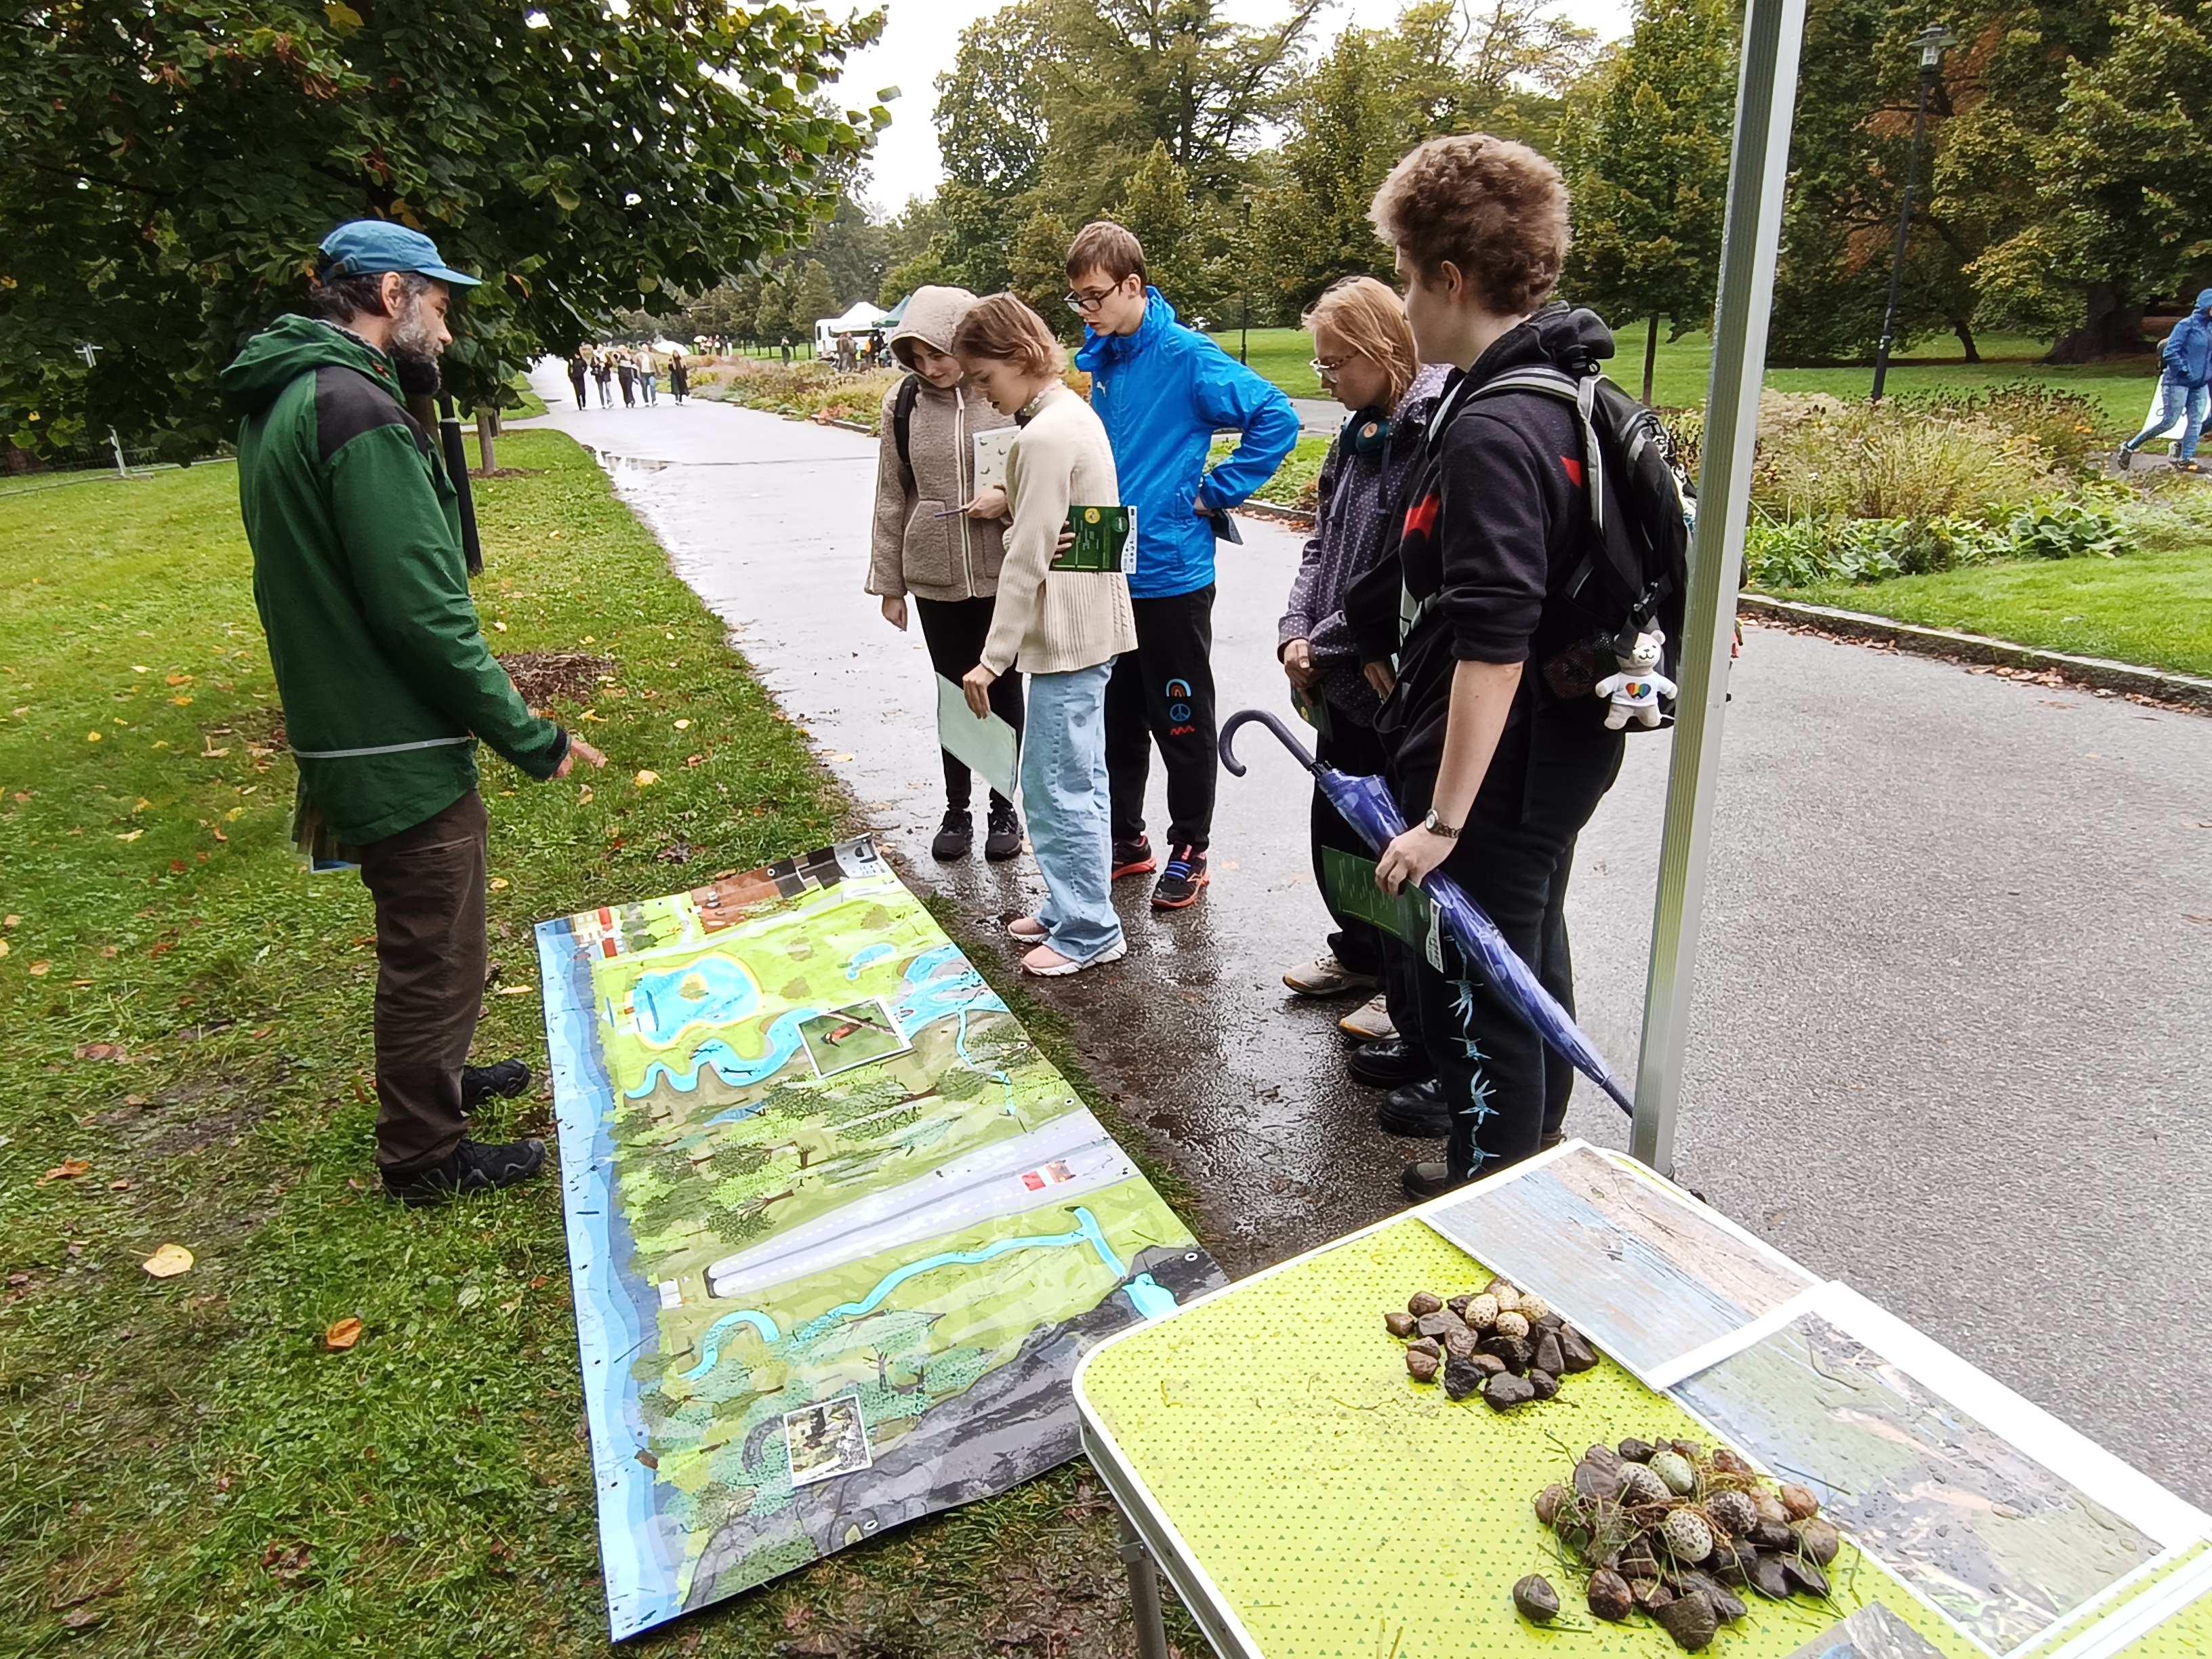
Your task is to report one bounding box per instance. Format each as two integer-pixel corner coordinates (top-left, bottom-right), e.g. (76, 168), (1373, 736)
(1218, 708), (1322, 778)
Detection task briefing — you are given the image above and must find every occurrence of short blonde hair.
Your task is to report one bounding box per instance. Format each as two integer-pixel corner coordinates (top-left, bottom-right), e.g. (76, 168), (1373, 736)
(1065, 221), (1147, 286)
(1303, 276), (1420, 408)
(1369, 134), (1570, 315)
(950, 293), (1062, 377)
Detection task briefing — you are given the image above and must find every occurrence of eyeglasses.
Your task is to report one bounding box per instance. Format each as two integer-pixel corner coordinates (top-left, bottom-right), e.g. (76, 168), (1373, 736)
(1065, 284), (1123, 314)
(1309, 356), (1353, 380)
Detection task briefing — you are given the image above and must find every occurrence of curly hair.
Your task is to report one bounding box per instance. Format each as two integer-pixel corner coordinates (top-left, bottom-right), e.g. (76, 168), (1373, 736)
(1368, 134), (1570, 315)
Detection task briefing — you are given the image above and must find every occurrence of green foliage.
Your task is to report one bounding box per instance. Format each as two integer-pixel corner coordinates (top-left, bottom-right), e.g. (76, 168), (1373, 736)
(790, 259), (840, 330)
(0, 0), (889, 459)
(1751, 392), (2056, 520)
(1745, 494), (2128, 589)
(2006, 495), (2128, 559)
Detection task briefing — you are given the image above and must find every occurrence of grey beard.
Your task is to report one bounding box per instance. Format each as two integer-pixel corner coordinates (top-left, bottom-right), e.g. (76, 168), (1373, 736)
(389, 300), (444, 397)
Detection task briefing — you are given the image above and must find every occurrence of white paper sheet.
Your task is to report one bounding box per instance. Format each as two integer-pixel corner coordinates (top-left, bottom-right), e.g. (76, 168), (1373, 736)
(935, 672), (1020, 802)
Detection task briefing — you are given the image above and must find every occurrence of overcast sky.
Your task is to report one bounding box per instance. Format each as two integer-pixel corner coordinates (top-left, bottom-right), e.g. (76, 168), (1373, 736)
(836, 0), (1638, 213)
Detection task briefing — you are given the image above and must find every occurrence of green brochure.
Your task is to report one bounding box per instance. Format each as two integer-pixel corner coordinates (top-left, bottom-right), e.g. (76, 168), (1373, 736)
(1052, 505), (1137, 573)
(1321, 846), (1443, 970)
(1291, 683), (1333, 740)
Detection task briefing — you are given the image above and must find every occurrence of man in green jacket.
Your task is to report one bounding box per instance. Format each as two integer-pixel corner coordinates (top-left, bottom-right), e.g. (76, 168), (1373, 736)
(222, 220), (606, 1206)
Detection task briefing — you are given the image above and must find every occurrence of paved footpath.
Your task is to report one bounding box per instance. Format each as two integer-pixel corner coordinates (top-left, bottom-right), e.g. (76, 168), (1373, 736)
(523, 368), (2212, 1507)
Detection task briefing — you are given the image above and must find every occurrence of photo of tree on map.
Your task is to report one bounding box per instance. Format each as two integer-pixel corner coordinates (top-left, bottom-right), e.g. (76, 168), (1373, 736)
(535, 837), (1225, 1639)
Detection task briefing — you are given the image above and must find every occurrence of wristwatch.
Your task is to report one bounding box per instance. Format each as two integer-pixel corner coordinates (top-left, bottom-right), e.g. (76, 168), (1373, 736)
(1422, 808), (1460, 840)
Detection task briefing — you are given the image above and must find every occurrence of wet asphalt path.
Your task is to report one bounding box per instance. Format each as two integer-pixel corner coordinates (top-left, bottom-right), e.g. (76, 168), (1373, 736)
(521, 368), (2212, 1509)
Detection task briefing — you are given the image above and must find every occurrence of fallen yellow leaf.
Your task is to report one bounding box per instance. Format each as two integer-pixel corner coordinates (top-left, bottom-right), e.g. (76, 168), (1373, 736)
(117, 829), (143, 842)
(673, 718), (691, 730)
(323, 1316), (364, 1351)
(28, 960), (50, 976)
(493, 620), (508, 632)
(142, 1243), (194, 1278)
(165, 674), (190, 685)
(0, 941), (9, 959)
(170, 695), (192, 706)
(497, 985), (535, 996)
(634, 769), (659, 787)
(40, 1159), (91, 1183)
(86, 731), (102, 743)
(488, 876), (510, 890)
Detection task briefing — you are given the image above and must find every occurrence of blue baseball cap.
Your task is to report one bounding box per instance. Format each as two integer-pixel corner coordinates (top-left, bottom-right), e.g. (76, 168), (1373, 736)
(316, 220), (481, 287)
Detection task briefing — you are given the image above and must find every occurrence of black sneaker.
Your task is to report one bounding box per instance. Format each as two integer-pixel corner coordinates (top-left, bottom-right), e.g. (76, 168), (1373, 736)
(1151, 845), (1208, 909)
(1401, 1160), (1467, 1202)
(1111, 836), (1155, 880)
(1378, 1077), (1451, 1136)
(2116, 446), (2134, 472)
(930, 808), (974, 861)
(461, 1058), (531, 1111)
(1347, 1038), (1434, 1089)
(983, 802), (1023, 862)
(385, 1136), (548, 1207)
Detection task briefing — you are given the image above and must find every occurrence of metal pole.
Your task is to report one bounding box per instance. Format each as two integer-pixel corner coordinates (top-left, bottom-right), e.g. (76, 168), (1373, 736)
(1870, 26), (1950, 402)
(108, 428), (127, 478)
(1117, 1510), (1172, 1659)
(1629, 0), (1807, 1174)
(1240, 192), (1252, 367)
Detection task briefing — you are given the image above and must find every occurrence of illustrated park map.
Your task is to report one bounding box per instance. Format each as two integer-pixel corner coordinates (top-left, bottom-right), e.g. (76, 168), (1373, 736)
(535, 837), (1223, 1637)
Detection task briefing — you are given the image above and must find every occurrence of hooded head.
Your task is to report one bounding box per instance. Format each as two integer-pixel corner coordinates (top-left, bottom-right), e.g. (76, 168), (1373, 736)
(2196, 289), (2212, 315)
(888, 286), (980, 369)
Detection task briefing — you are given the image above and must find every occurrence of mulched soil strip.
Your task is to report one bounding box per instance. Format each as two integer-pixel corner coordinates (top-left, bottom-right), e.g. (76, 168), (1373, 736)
(495, 650), (617, 706)
(1740, 595), (2212, 719)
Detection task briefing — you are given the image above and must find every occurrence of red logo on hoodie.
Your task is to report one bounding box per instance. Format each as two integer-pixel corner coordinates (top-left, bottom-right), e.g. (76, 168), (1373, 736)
(1561, 455), (1584, 488)
(1403, 493), (1440, 539)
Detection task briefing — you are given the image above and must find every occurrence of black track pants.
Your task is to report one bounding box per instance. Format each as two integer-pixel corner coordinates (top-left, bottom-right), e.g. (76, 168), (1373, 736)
(914, 595), (1025, 813)
(1107, 584), (1218, 851)
(1311, 705), (1423, 1042)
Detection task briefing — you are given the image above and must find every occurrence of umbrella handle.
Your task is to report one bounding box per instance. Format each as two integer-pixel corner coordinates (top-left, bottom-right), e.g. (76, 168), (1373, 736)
(1218, 708), (1322, 778)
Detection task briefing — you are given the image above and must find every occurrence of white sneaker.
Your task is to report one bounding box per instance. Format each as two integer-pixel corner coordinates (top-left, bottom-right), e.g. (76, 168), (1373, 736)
(1023, 937), (1128, 977)
(1283, 953), (1378, 998)
(1337, 993), (1397, 1042)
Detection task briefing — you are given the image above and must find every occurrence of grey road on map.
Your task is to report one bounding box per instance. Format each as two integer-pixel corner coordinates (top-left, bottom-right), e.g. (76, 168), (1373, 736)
(521, 368), (2212, 1509)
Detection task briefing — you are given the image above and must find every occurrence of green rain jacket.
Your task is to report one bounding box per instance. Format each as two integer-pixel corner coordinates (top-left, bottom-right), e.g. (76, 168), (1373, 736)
(221, 314), (568, 846)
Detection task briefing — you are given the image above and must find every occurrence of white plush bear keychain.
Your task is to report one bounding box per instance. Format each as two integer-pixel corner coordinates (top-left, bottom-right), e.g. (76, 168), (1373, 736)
(1593, 628), (1676, 729)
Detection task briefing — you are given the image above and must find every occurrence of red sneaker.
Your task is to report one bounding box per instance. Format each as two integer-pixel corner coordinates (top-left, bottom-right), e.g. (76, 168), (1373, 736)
(1111, 836), (1155, 880)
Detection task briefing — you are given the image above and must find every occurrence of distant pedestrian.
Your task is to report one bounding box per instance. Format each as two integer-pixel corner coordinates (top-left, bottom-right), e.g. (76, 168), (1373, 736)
(781, 335), (792, 365)
(668, 350), (689, 405)
(592, 350), (613, 408)
(2118, 289), (2212, 474)
(568, 353), (589, 410)
(639, 351), (658, 406)
(220, 220), (606, 1204)
(616, 354), (636, 407)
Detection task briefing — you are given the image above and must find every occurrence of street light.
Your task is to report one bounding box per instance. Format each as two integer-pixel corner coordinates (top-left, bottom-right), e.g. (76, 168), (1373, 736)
(1870, 22), (1954, 403)
(1240, 189), (1252, 367)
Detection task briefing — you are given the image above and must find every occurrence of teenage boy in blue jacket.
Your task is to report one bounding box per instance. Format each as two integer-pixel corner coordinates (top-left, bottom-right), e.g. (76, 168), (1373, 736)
(2119, 289), (2212, 473)
(1069, 222), (1300, 908)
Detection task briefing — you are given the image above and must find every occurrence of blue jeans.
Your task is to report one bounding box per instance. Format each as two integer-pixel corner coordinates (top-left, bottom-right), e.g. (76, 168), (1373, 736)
(2125, 373), (2209, 459)
(1022, 661), (1121, 963)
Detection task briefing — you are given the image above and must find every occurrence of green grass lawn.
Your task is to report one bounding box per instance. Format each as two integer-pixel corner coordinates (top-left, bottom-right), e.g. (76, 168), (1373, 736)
(1209, 325), (2165, 428)
(0, 434), (1189, 1655)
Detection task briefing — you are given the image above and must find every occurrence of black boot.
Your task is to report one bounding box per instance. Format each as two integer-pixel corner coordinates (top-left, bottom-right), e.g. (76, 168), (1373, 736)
(931, 808), (974, 861)
(983, 801), (1023, 861)
(1377, 1077), (1451, 1136)
(461, 1058), (531, 1111)
(385, 1137), (548, 1207)
(1347, 1038), (1434, 1089)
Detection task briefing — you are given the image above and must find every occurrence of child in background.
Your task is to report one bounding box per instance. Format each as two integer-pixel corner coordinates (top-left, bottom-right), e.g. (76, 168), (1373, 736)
(866, 285), (1023, 861)
(954, 295), (1137, 976)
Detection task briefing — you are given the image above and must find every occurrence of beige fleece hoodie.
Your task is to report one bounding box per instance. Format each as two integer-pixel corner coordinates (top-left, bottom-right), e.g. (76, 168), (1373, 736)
(866, 285), (1016, 602)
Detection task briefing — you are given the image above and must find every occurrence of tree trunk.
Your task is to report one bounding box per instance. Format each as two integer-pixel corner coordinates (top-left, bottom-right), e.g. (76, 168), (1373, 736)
(1643, 313), (1660, 406)
(1951, 320), (1980, 362)
(2047, 283), (2147, 363)
(474, 407), (497, 474)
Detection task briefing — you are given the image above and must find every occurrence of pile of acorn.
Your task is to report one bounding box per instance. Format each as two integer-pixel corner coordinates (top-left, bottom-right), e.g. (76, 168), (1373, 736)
(1510, 1439), (1842, 1651)
(1382, 1277), (1599, 1410)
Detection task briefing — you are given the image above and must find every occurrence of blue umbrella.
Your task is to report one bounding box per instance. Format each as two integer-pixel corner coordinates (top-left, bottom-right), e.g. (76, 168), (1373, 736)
(1220, 708), (1634, 1117)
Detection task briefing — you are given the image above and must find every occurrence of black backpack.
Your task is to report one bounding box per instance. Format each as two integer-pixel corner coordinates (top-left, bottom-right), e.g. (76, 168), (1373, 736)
(892, 372), (922, 479)
(1468, 363), (1694, 726)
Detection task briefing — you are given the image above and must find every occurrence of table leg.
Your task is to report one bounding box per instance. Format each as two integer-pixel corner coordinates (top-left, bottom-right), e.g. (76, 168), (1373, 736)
(1118, 1508), (1172, 1659)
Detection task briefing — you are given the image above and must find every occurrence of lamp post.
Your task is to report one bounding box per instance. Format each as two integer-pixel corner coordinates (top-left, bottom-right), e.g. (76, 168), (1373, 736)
(1240, 189), (1252, 367)
(1870, 22), (1953, 403)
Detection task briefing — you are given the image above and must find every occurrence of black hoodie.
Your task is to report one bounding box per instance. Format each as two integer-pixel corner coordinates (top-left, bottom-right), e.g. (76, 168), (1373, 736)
(1351, 303), (1616, 797)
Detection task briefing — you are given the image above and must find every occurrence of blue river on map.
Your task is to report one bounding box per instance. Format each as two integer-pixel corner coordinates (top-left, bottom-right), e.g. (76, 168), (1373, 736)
(631, 954), (760, 1043)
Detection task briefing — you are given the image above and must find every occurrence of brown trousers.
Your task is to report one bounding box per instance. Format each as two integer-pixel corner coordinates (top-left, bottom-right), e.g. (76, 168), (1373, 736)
(356, 790), (488, 1175)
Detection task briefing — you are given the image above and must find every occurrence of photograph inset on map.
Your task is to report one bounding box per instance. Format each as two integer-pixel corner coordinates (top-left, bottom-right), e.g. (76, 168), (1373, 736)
(784, 1395), (873, 1488)
(797, 999), (910, 1078)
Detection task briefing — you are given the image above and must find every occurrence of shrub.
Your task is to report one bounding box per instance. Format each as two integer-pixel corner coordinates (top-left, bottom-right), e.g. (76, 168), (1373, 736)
(1753, 395), (2055, 521)
(1744, 495), (2127, 590)
(2005, 497), (2125, 560)
(1889, 381), (2109, 475)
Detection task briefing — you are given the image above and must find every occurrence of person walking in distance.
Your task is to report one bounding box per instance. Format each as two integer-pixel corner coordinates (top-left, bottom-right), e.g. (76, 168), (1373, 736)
(220, 220), (607, 1204)
(616, 351), (636, 407)
(1067, 222), (1299, 909)
(567, 352), (589, 410)
(592, 348), (614, 408)
(867, 285), (1025, 863)
(2117, 289), (2212, 474)
(668, 349), (689, 405)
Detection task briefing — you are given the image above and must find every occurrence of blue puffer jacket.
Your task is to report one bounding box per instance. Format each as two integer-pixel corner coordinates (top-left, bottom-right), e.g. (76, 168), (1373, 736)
(2159, 291), (2212, 386)
(1076, 289), (1300, 599)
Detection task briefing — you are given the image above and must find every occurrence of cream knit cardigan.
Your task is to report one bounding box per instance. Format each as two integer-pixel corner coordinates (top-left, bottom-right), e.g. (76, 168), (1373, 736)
(979, 382), (1138, 676)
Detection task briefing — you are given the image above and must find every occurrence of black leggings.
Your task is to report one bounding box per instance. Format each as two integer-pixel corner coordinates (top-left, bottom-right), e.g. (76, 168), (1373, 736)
(1107, 584), (1218, 850)
(1311, 704), (1422, 1042)
(915, 595), (1025, 813)
(1399, 706), (1622, 1181)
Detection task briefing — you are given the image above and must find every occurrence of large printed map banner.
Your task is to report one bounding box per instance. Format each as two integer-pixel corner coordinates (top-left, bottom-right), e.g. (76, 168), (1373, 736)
(536, 837), (1225, 1638)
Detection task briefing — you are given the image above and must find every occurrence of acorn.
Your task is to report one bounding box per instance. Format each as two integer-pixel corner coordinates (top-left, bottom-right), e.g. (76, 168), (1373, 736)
(1513, 1574), (1561, 1623)
(1650, 1450), (1698, 1496)
(1486, 1277), (1522, 1312)
(1779, 1483), (1820, 1521)
(1704, 1490), (1759, 1539)
(1493, 1310), (1531, 1340)
(1662, 1507), (1716, 1564)
(1670, 1439), (1704, 1460)
(1408, 1290), (1443, 1316)
(1517, 1292), (1551, 1324)
(1586, 1568), (1634, 1622)
(1465, 1292), (1500, 1329)
(1383, 1310), (1418, 1338)
(1797, 1517), (1842, 1565)
(1534, 1483), (1568, 1528)
(1618, 1463), (1671, 1505)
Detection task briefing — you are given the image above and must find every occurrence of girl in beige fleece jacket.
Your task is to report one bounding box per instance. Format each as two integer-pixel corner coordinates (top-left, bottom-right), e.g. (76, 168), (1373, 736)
(868, 285), (1023, 863)
(954, 295), (1137, 977)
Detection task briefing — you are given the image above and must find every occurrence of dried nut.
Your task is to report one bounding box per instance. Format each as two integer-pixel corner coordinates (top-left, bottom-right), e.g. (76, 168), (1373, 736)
(1416, 1311), (1456, 1339)
(1779, 1482), (1820, 1521)
(1782, 1555), (1831, 1597)
(1383, 1310), (1418, 1338)
(1513, 1573), (1561, 1622)
(1662, 1508), (1716, 1563)
(1492, 1309), (1530, 1340)
(1534, 1483), (1568, 1528)
(1650, 1450), (1698, 1495)
(1582, 1443), (1624, 1475)
(1710, 1448), (1756, 1477)
(1408, 1290), (1443, 1316)
(1556, 1326), (1600, 1372)
(1632, 1578), (1675, 1610)
(1486, 1277), (1522, 1312)
(1797, 1517), (1842, 1565)
(1444, 1328), (1479, 1359)
(1619, 1463), (1670, 1504)
(1480, 1332), (1534, 1374)
(1749, 1552), (1794, 1600)
(1517, 1292), (1550, 1323)
(1677, 1572), (1747, 1624)
(1671, 1439), (1704, 1460)
(1464, 1292), (1500, 1328)
(1618, 1436), (1656, 1463)
(1406, 1347), (1441, 1382)
(1587, 1568), (1634, 1622)
(1750, 1518), (1795, 1551)
(1652, 1589), (1719, 1652)
(1705, 1490), (1760, 1539)
(1472, 1352), (1507, 1376)
(1617, 1535), (1658, 1580)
